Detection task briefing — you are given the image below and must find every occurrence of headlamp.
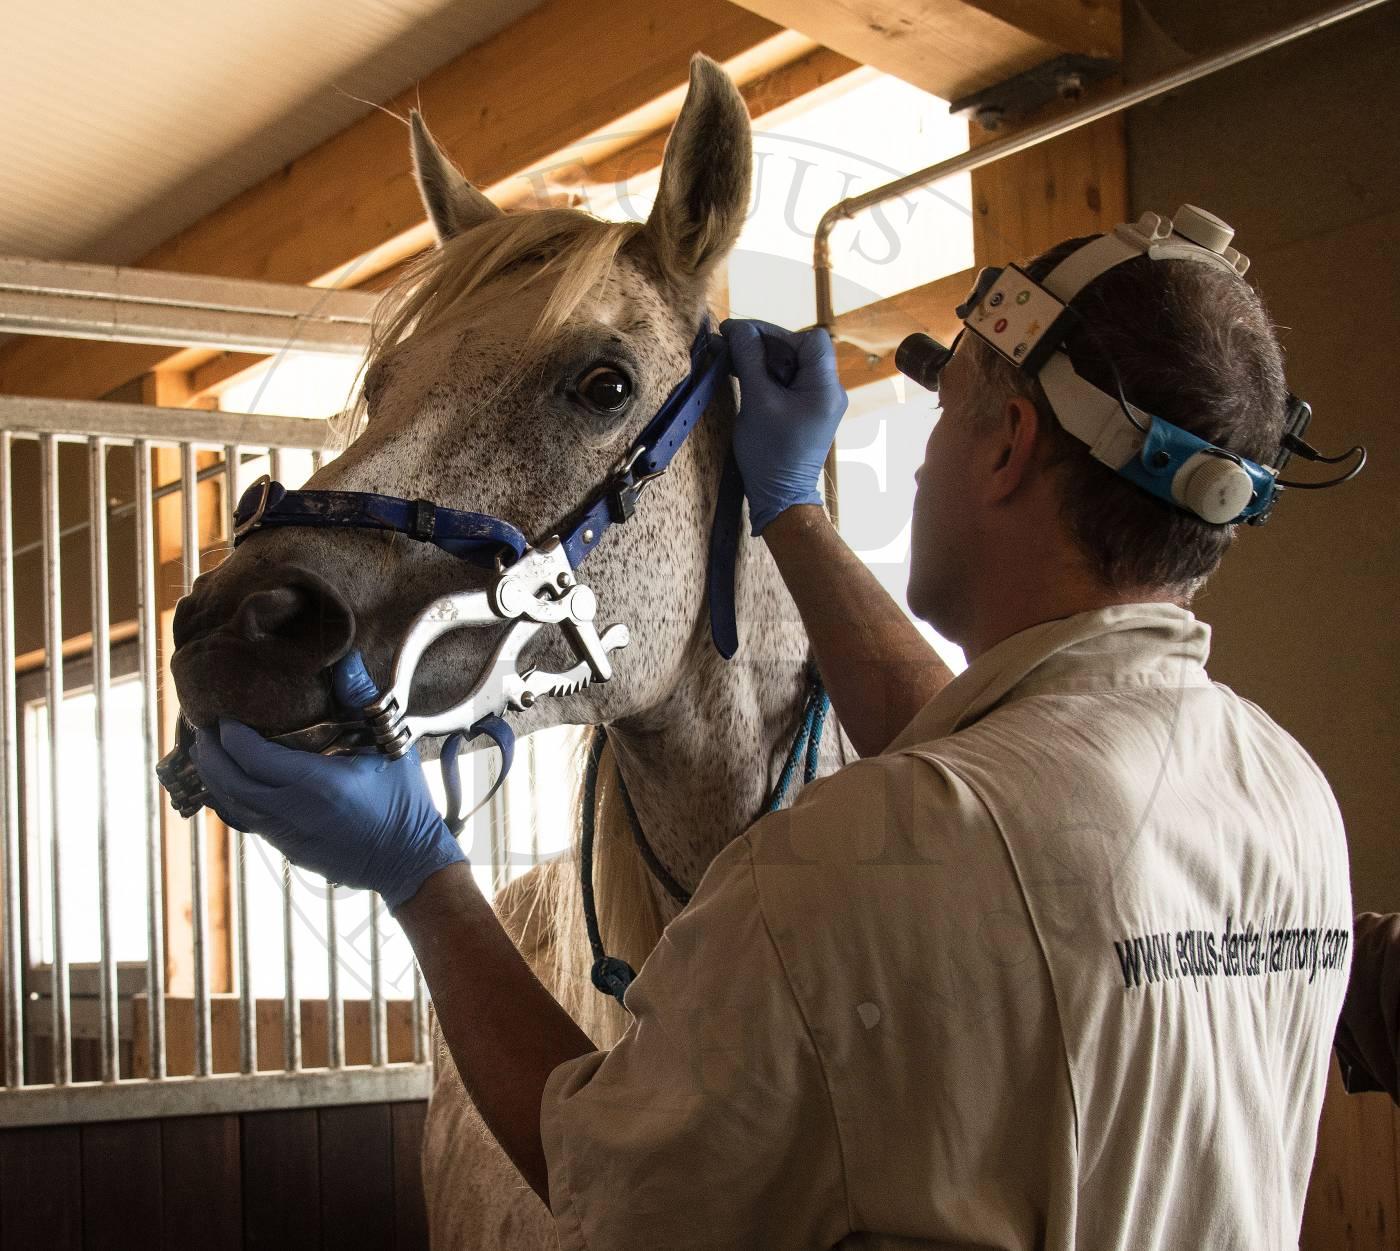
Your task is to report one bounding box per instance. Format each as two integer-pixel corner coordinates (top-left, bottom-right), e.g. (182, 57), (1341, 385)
(896, 205), (1365, 525)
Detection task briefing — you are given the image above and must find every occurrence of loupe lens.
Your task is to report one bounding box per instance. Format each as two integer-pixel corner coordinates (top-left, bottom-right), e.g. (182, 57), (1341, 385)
(895, 333), (953, 393)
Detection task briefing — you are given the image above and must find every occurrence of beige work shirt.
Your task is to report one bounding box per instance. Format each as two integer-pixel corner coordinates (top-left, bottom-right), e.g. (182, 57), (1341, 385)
(540, 604), (1351, 1249)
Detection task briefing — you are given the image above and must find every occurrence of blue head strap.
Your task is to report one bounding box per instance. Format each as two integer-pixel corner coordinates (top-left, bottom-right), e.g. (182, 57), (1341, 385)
(908, 208), (1300, 526)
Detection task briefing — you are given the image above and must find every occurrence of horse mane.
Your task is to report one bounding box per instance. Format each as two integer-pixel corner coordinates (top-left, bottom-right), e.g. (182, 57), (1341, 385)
(496, 734), (666, 1048)
(339, 204), (677, 1048)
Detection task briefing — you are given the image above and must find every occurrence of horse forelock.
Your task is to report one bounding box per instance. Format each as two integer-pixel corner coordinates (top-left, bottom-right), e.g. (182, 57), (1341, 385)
(333, 209), (648, 446)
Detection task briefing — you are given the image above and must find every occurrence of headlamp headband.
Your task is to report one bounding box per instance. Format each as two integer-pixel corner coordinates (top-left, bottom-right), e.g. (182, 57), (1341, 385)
(900, 204), (1365, 526)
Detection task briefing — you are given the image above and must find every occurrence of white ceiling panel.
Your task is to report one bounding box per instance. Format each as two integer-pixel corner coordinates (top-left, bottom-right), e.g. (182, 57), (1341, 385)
(0, 0), (541, 265)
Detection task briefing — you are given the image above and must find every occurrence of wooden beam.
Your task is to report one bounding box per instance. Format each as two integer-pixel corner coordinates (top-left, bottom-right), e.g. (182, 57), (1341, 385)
(185, 44), (865, 404)
(968, 80), (1128, 268)
(833, 266), (976, 388)
(957, 0), (1120, 58)
(728, 0), (1120, 102)
(0, 0), (807, 405)
(13, 622), (138, 676)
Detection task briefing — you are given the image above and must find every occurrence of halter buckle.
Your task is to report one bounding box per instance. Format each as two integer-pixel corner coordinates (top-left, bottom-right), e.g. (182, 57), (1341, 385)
(607, 445), (664, 523)
(233, 475), (273, 541)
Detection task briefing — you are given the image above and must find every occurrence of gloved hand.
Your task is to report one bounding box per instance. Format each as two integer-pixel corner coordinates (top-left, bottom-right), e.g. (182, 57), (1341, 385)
(721, 318), (848, 535)
(189, 651), (466, 910)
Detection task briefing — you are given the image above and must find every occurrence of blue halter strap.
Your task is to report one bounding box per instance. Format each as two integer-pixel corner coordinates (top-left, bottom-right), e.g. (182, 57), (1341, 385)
(233, 324), (743, 655)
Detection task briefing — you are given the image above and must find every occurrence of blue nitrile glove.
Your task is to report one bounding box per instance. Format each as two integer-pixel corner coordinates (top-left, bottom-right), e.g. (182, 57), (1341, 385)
(721, 318), (849, 535)
(188, 651), (465, 910)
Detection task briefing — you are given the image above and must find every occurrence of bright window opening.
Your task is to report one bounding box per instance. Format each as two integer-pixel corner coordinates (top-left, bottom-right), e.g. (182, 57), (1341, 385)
(26, 678), (151, 966)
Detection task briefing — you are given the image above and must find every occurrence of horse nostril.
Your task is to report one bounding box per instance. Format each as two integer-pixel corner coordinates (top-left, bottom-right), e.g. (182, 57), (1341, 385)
(234, 587), (311, 642)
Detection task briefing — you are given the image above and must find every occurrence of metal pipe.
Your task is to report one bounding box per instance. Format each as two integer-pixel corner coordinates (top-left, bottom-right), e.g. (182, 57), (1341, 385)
(0, 254), (376, 355)
(134, 440), (167, 1080)
(39, 434), (70, 1084)
(326, 889), (344, 1068)
(181, 444), (212, 1078)
(88, 438), (118, 1083)
(812, 0), (1394, 330)
(368, 896), (386, 1067)
(223, 443), (257, 1075)
(0, 432), (23, 1087)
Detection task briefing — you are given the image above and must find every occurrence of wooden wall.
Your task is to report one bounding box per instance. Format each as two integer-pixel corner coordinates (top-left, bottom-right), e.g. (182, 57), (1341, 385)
(0, 1099), (427, 1250)
(1303, 1069), (1400, 1251)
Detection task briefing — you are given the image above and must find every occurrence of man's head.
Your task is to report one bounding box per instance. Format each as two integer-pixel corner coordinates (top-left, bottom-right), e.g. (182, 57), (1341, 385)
(907, 235), (1288, 653)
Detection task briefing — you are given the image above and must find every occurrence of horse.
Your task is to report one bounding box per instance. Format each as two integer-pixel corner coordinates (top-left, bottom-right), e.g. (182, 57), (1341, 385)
(168, 54), (850, 1247)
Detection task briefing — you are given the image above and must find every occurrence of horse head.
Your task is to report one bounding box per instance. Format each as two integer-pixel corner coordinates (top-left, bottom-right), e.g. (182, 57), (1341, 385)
(170, 55), (753, 749)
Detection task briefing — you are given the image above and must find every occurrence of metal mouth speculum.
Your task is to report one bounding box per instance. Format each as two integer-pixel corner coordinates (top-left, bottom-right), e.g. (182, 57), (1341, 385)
(156, 535), (630, 820)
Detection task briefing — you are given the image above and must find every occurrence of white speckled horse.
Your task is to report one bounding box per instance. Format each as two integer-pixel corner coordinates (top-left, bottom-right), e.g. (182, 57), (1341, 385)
(168, 55), (847, 1247)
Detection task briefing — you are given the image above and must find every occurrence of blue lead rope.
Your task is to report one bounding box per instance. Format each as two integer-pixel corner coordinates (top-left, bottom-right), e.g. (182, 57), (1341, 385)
(583, 668), (830, 1005)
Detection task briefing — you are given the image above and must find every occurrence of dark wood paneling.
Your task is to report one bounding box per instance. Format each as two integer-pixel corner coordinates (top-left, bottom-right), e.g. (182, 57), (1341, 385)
(319, 1103), (394, 1251)
(81, 1121), (161, 1250)
(0, 1124), (81, 1250)
(162, 1115), (241, 1251)
(391, 1101), (429, 1250)
(242, 1108), (319, 1250)
(0, 1098), (427, 1249)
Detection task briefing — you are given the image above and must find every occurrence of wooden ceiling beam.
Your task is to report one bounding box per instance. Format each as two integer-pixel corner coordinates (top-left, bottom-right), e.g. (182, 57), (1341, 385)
(727, 0), (1120, 102)
(185, 44), (865, 403)
(0, 0), (812, 403)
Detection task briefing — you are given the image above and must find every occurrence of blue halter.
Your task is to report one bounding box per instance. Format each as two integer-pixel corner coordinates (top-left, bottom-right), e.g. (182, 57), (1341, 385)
(233, 324), (745, 658)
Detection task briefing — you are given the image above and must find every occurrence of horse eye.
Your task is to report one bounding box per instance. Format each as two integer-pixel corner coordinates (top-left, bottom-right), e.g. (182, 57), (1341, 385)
(576, 365), (632, 413)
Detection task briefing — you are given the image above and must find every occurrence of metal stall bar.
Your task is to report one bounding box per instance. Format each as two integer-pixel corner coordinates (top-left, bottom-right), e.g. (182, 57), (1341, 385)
(282, 858), (300, 1071)
(134, 439), (167, 1080)
(0, 432), (22, 1086)
(813, 0), (1393, 332)
(0, 256), (376, 355)
(489, 773), (509, 897)
(181, 444), (213, 1078)
(368, 896), (386, 1067)
(40, 434), (71, 1084)
(326, 889), (343, 1069)
(269, 447), (302, 1074)
(14, 449), (280, 565)
(223, 443), (257, 1075)
(88, 438), (119, 1082)
(413, 967), (429, 1066)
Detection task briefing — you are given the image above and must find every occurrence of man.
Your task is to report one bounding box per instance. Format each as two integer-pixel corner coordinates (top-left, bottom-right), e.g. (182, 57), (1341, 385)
(191, 210), (1352, 1248)
(1336, 912), (1399, 1101)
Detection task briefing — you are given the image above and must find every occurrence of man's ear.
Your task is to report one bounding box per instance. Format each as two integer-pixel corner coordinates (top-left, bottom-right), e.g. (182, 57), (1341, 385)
(640, 54), (752, 289)
(983, 395), (1047, 505)
(410, 111), (502, 245)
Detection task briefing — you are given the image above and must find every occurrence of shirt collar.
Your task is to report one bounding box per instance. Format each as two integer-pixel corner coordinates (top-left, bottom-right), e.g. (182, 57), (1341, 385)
(886, 602), (1213, 752)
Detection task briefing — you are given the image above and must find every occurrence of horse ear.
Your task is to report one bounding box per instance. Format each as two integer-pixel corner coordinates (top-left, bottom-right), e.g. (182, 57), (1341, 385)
(643, 55), (752, 285)
(410, 110), (502, 244)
